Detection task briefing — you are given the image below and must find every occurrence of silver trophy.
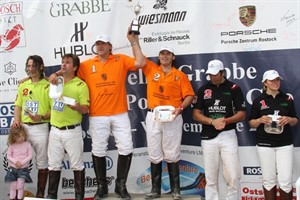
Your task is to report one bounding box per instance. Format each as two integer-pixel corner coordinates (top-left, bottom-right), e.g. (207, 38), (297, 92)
(130, 2), (142, 35)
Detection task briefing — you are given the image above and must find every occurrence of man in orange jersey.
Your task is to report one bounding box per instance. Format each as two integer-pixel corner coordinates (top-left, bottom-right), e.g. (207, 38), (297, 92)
(49, 30), (146, 200)
(142, 45), (195, 200)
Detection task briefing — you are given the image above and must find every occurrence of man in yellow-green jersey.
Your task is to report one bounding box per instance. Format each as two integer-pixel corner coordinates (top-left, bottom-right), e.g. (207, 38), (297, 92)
(12, 55), (51, 198)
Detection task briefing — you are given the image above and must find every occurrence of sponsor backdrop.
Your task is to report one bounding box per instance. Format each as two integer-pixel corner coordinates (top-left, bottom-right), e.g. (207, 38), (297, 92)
(0, 0), (299, 199)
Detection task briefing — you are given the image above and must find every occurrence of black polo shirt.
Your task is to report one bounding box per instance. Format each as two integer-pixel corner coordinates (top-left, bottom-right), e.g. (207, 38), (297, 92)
(194, 79), (246, 140)
(249, 91), (297, 147)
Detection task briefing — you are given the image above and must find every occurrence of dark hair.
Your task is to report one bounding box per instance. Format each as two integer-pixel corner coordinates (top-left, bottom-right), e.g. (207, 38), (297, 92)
(262, 83), (267, 92)
(25, 55), (45, 79)
(7, 125), (28, 145)
(62, 54), (80, 75)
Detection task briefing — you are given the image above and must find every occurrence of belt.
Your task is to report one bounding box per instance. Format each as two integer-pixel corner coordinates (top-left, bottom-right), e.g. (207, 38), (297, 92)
(148, 109), (154, 112)
(24, 122), (46, 126)
(53, 123), (80, 130)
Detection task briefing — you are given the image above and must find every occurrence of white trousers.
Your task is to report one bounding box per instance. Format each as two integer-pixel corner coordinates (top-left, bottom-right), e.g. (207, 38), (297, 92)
(48, 126), (84, 171)
(89, 112), (133, 157)
(23, 123), (49, 169)
(145, 112), (183, 163)
(201, 129), (241, 200)
(257, 144), (293, 193)
(296, 177), (300, 199)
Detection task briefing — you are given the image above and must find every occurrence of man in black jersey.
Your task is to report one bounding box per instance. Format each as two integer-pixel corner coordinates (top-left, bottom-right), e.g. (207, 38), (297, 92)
(193, 59), (246, 200)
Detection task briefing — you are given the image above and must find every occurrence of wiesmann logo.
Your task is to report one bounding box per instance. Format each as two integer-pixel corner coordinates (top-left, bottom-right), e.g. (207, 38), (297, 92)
(138, 0), (187, 25)
(153, 0), (168, 10)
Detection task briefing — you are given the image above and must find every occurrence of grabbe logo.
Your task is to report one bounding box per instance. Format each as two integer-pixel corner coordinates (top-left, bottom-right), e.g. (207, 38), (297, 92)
(243, 166), (262, 175)
(49, 0), (111, 17)
(138, 0), (187, 25)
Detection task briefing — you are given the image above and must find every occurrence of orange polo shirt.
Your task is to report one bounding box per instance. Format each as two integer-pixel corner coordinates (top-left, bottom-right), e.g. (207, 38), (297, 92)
(143, 60), (195, 109)
(78, 54), (136, 116)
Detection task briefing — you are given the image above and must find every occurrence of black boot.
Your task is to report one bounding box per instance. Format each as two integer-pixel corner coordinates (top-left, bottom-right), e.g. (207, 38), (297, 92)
(74, 169), (85, 200)
(93, 155), (108, 199)
(279, 187), (293, 200)
(145, 162), (162, 199)
(46, 170), (61, 199)
(36, 168), (48, 198)
(263, 186), (277, 200)
(115, 153), (132, 199)
(168, 162), (182, 200)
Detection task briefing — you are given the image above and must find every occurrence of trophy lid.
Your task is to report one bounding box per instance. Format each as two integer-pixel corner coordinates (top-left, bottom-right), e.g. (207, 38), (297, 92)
(133, 2), (142, 15)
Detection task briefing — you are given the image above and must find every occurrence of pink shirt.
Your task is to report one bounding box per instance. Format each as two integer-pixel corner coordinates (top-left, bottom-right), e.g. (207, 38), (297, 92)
(7, 141), (32, 168)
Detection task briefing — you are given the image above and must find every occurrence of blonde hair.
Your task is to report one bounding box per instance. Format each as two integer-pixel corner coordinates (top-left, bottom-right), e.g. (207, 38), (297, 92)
(7, 125), (28, 145)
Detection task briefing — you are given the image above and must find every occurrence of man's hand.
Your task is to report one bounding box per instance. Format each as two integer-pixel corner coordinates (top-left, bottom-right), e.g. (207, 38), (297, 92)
(28, 113), (42, 122)
(11, 120), (21, 128)
(127, 26), (139, 45)
(49, 72), (59, 85)
(67, 102), (79, 111)
(212, 118), (226, 130)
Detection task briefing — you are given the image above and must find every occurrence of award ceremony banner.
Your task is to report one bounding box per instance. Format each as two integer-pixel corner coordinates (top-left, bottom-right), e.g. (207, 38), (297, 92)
(0, 1), (299, 199)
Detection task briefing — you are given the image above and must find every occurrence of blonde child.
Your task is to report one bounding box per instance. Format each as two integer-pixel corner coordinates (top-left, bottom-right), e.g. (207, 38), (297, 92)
(5, 125), (33, 200)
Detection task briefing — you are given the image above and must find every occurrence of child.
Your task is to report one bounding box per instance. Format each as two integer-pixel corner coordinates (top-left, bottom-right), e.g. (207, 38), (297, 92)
(5, 125), (33, 200)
